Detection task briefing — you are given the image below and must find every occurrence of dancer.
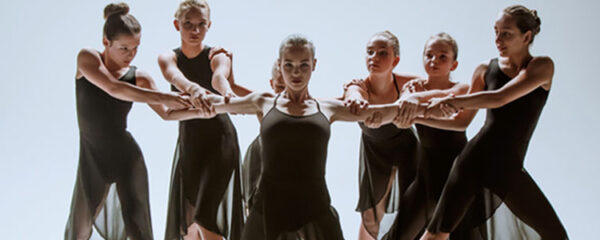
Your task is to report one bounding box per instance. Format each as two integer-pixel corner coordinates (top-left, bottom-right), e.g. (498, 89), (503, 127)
(419, 5), (569, 240)
(65, 3), (206, 240)
(382, 33), (486, 240)
(342, 31), (420, 239)
(158, 1), (247, 239)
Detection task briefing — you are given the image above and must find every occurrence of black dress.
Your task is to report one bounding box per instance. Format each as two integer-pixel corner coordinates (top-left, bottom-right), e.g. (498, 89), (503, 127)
(242, 136), (262, 214)
(65, 66), (154, 240)
(383, 125), (489, 240)
(355, 77), (420, 237)
(165, 46), (244, 240)
(241, 95), (344, 240)
(426, 58), (569, 239)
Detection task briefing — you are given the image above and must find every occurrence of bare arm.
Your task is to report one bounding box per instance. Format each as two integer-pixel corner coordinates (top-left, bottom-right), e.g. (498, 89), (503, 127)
(157, 51), (208, 95)
(321, 98), (407, 124)
(341, 79), (370, 114)
(417, 63), (488, 130)
(135, 70), (212, 121)
(207, 91), (273, 115)
(208, 48), (253, 97)
(445, 57), (553, 110)
(77, 48), (190, 109)
(210, 53), (235, 97)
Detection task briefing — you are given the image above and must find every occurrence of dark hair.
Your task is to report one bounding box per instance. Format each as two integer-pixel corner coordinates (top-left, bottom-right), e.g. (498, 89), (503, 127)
(425, 32), (459, 60)
(503, 5), (541, 44)
(279, 34), (316, 59)
(103, 2), (141, 41)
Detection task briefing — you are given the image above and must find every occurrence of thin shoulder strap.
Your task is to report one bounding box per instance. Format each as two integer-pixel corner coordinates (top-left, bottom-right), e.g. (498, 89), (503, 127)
(273, 93), (281, 108)
(313, 98), (322, 113)
(392, 74), (401, 97)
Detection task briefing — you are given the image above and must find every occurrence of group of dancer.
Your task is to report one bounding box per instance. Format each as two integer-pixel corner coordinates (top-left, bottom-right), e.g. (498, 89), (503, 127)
(65, 1), (569, 240)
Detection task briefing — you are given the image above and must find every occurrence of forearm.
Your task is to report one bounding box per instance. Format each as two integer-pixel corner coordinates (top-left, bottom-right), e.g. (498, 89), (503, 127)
(449, 90), (505, 110)
(109, 81), (166, 104)
(168, 74), (208, 94)
(211, 75), (234, 96)
(401, 89), (448, 102)
(414, 117), (467, 132)
(231, 82), (253, 97)
(209, 92), (264, 115)
(150, 103), (206, 121)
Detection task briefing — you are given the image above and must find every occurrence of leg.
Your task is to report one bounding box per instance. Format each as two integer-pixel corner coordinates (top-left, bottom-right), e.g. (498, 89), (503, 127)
(65, 157), (110, 240)
(198, 225), (224, 240)
(359, 168), (397, 240)
(115, 159), (153, 240)
(500, 170), (568, 240)
(385, 176), (431, 240)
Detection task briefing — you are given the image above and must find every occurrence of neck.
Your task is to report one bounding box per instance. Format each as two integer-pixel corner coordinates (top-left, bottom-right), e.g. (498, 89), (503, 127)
(180, 41), (204, 58)
(283, 88), (311, 103)
(425, 74), (452, 89)
(101, 51), (124, 73)
(367, 71), (395, 94)
(502, 49), (532, 70)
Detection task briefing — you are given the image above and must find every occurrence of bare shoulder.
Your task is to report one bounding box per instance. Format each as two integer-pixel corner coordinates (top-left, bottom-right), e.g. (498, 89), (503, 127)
(157, 50), (177, 65)
(451, 82), (470, 95)
(77, 48), (101, 63)
(528, 56), (554, 73)
(393, 72), (420, 81)
(134, 69), (154, 87)
(474, 60), (490, 75)
(76, 48), (102, 78)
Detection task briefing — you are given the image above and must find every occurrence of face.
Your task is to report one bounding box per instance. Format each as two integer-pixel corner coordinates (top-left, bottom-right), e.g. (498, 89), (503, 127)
(423, 39), (458, 77)
(174, 7), (211, 45)
(494, 13), (531, 57)
(103, 33), (141, 67)
(279, 45), (316, 92)
(365, 36), (399, 73)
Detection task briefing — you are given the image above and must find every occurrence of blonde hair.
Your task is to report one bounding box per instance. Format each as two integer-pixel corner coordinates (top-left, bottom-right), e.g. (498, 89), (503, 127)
(425, 32), (459, 60)
(102, 2), (141, 41)
(175, 0), (211, 19)
(371, 30), (400, 57)
(278, 34), (316, 59)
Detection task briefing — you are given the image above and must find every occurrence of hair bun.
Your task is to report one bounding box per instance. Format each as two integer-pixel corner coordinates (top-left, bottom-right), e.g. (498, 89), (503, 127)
(104, 2), (130, 20)
(531, 9), (541, 35)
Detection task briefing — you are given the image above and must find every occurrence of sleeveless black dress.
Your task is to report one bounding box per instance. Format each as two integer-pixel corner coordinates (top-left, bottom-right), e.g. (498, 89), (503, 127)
(355, 77), (420, 237)
(427, 58), (569, 239)
(242, 136), (262, 214)
(165, 46), (244, 240)
(241, 95), (344, 240)
(65, 66), (154, 240)
(383, 124), (489, 240)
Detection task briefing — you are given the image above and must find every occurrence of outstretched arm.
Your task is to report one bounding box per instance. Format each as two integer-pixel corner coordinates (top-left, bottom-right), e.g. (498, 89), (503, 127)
(321, 98), (421, 124)
(135, 70), (213, 120)
(443, 57), (553, 110)
(415, 63), (488, 131)
(207, 91), (273, 116)
(77, 48), (191, 109)
(341, 79), (370, 114)
(208, 48), (253, 96)
(158, 50), (212, 111)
